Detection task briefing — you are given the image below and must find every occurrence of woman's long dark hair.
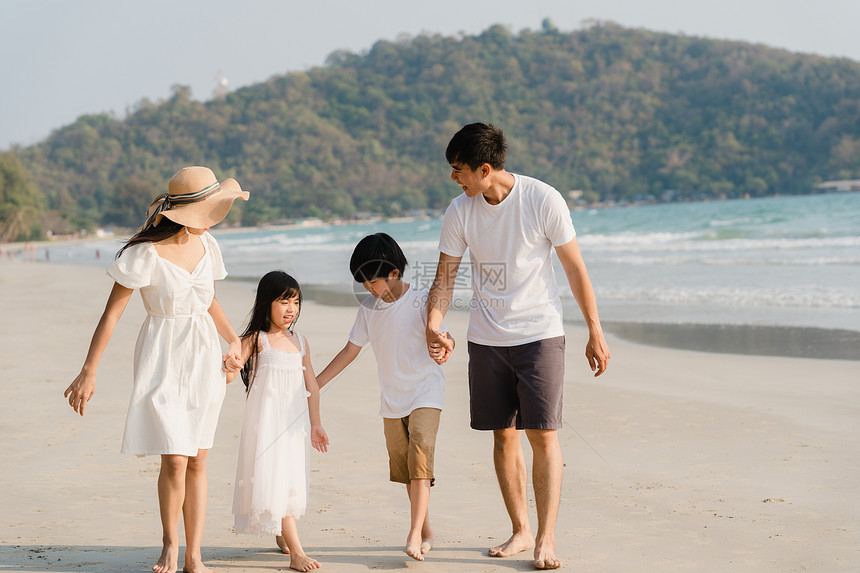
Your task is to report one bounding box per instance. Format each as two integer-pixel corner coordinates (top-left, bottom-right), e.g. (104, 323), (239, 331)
(115, 218), (185, 258)
(240, 271), (303, 392)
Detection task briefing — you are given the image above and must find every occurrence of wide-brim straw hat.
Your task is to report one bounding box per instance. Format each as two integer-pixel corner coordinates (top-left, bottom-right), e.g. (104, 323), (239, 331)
(145, 166), (250, 229)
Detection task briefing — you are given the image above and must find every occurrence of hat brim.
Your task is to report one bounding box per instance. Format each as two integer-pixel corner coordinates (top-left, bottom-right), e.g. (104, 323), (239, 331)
(161, 178), (249, 229)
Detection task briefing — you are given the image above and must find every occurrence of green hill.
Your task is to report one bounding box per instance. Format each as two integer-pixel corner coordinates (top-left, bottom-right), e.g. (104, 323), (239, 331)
(8, 21), (860, 236)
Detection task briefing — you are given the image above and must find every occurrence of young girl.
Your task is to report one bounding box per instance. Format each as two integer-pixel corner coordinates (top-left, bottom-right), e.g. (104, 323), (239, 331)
(64, 166), (249, 573)
(227, 271), (329, 572)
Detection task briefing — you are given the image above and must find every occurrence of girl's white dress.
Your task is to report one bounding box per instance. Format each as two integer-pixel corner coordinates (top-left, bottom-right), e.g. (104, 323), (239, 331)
(106, 232), (228, 456)
(233, 331), (311, 535)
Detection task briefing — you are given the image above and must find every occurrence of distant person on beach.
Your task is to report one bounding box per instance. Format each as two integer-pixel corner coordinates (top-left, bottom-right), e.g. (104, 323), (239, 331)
(226, 271), (329, 572)
(316, 233), (454, 561)
(426, 123), (610, 570)
(64, 166), (249, 573)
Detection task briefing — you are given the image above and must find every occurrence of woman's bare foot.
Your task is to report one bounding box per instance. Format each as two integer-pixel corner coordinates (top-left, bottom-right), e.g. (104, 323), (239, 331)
(276, 535), (291, 555)
(488, 531), (534, 558)
(289, 552), (321, 571)
(153, 544), (178, 573)
(182, 553), (215, 573)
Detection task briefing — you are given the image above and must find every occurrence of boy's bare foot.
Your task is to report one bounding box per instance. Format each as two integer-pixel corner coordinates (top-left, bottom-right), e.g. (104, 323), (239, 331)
(405, 542), (424, 561)
(276, 535), (291, 555)
(289, 552), (321, 571)
(420, 535), (434, 555)
(488, 531), (534, 558)
(153, 544), (178, 573)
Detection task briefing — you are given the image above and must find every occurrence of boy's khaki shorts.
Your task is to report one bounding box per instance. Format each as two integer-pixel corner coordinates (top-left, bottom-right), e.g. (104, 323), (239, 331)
(382, 407), (441, 486)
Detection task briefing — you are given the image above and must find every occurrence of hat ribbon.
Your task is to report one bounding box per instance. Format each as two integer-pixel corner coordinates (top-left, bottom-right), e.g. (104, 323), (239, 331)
(143, 182), (222, 229)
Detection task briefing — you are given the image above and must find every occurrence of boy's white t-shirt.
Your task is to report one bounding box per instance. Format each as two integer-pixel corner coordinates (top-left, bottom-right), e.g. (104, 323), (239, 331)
(438, 173), (576, 346)
(348, 286), (445, 418)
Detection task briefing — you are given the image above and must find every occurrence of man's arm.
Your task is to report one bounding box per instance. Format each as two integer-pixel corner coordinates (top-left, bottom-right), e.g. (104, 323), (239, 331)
(555, 238), (610, 376)
(426, 252), (462, 354)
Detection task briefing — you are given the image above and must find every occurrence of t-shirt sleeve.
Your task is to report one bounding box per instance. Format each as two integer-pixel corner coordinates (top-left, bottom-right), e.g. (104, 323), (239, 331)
(347, 306), (369, 347)
(106, 243), (155, 289)
(204, 232), (228, 280)
(542, 188), (576, 247)
(438, 200), (467, 257)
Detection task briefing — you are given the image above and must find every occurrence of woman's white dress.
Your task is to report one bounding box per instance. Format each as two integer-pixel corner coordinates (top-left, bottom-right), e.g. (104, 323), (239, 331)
(106, 231), (227, 456)
(233, 331), (311, 535)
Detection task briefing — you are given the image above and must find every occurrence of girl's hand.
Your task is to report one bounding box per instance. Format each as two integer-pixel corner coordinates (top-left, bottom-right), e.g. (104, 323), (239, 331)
(223, 353), (243, 373)
(64, 371), (96, 416)
(311, 425), (329, 453)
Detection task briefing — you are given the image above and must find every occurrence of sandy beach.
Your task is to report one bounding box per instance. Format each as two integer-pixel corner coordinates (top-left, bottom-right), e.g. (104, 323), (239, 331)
(1, 260), (858, 572)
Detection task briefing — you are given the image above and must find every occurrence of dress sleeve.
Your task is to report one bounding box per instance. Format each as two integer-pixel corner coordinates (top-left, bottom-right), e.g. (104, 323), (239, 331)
(106, 243), (155, 289)
(204, 232), (228, 280)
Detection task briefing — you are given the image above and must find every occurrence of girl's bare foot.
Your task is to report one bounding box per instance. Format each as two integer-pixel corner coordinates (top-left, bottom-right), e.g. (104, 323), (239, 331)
(289, 552), (321, 571)
(153, 544), (178, 573)
(488, 531), (534, 557)
(276, 535), (291, 555)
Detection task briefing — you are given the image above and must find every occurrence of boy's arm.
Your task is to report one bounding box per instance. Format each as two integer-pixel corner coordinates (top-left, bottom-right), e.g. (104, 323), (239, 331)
(555, 238), (610, 376)
(427, 252), (461, 354)
(315, 341), (361, 389)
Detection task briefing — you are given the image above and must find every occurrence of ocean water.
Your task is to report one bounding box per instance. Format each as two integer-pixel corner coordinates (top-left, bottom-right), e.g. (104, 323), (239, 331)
(49, 192), (860, 335)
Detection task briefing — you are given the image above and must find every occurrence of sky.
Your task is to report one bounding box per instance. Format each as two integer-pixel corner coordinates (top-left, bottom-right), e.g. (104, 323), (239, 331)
(2, 0), (859, 150)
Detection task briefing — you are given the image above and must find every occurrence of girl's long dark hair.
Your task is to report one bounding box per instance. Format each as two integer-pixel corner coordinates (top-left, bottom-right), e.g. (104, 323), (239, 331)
(240, 271), (303, 392)
(115, 218), (185, 258)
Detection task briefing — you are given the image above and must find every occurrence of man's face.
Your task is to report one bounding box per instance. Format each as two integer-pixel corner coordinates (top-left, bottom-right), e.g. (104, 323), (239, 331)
(450, 162), (486, 197)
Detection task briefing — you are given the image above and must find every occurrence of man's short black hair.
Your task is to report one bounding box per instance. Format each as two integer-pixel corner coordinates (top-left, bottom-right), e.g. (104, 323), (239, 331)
(349, 233), (408, 283)
(445, 122), (507, 170)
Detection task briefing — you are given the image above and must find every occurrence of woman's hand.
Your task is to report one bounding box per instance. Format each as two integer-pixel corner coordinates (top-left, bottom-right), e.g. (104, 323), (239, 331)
(64, 370), (96, 416)
(311, 425), (329, 453)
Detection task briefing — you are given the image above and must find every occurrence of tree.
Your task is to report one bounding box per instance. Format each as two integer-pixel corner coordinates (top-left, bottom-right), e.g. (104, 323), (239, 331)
(0, 152), (43, 241)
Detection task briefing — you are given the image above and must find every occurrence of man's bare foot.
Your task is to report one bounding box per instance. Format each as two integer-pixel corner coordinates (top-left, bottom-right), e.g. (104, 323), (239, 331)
(153, 544), (178, 573)
(488, 531), (534, 558)
(276, 535), (291, 555)
(182, 554), (215, 573)
(533, 542), (561, 570)
(289, 552), (321, 571)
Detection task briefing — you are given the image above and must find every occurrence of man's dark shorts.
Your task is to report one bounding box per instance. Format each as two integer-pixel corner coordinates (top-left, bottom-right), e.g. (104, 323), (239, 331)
(467, 336), (565, 430)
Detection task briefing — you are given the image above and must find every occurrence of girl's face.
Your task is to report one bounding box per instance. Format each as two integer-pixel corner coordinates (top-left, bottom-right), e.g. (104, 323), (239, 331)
(269, 295), (300, 331)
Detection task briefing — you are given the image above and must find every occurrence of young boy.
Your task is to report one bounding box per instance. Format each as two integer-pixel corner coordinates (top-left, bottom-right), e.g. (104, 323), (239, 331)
(316, 232), (453, 562)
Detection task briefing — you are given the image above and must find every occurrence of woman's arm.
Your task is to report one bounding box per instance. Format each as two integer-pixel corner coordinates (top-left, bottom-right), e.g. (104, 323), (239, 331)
(225, 335), (256, 384)
(207, 284), (241, 366)
(64, 282), (133, 416)
(315, 341), (361, 389)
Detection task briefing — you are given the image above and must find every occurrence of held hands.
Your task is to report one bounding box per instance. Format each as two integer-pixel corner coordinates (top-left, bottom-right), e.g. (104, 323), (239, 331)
(427, 330), (455, 365)
(222, 339), (243, 374)
(311, 424), (329, 453)
(64, 370), (96, 416)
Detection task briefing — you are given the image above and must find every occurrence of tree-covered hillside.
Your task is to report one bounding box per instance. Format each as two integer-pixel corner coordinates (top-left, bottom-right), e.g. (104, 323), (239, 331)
(9, 21), (860, 235)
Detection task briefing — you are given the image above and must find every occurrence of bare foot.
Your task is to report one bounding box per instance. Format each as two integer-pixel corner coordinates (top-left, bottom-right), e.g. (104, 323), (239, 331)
(153, 544), (178, 573)
(405, 542), (424, 561)
(488, 531), (534, 558)
(420, 535), (434, 555)
(276, 535), (291, 555)
(182, 554), (215, 573)
(533, 544), (561, 570)
(289, 552), (321, 571)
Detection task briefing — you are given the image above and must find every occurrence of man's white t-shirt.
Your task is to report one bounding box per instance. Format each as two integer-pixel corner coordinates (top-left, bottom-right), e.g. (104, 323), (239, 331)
(438, 173), (576, 346)
(349, 285), (445, 418)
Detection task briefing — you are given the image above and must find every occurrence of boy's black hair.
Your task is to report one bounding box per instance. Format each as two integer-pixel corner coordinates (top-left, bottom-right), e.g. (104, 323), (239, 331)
(239, 271), (303, 392)
(445, 122), (507, 170)
(349, 233), (407, 283)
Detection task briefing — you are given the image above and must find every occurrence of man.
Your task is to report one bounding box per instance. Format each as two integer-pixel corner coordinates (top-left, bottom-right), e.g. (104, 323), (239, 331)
(427, 123), (610, 570)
